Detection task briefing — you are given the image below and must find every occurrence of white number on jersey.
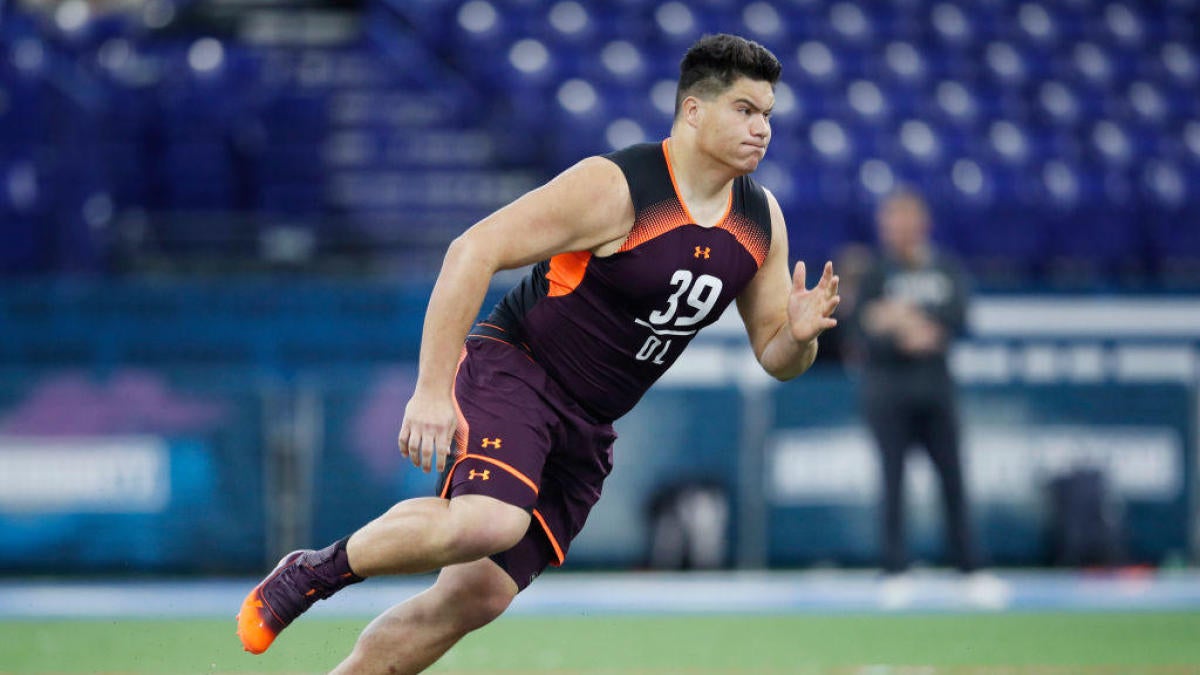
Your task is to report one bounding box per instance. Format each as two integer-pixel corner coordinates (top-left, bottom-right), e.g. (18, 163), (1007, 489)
(636, 270), (724, 362)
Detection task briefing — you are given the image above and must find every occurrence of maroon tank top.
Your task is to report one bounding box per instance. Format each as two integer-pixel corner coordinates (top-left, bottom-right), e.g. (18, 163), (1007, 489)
(471, 140), (773, 422)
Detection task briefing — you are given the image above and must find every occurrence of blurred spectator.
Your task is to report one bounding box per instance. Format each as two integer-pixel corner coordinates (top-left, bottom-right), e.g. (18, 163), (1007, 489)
(850, 188), (1005, 607)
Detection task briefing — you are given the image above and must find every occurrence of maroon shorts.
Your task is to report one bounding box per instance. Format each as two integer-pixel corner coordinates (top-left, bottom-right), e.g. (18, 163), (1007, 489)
(437, 337), (616, 590)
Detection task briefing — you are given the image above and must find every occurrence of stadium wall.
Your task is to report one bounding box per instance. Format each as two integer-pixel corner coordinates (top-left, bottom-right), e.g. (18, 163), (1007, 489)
(0, 284), (1195, 574)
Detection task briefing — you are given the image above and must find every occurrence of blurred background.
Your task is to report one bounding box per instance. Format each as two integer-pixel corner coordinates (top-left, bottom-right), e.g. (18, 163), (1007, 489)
(0, 0), (1198, 584)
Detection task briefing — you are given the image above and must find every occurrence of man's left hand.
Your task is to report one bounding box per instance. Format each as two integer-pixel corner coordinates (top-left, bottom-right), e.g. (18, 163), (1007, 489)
(787, 260), (840, 344)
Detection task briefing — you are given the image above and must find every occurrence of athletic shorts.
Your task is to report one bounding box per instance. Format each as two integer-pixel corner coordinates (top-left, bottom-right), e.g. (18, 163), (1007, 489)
(437, 337), (617, 591)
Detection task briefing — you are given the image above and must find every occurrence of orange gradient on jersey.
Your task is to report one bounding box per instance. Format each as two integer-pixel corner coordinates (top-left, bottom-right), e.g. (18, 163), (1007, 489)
(546, 251), (592, 297)
(616, 199), (692, 252)
(718, 211), (770, 267)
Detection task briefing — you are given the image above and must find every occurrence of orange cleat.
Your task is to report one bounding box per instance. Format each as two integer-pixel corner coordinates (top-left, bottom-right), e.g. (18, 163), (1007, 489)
(236, 551), (306, 654)
(236, 539), (364, 655)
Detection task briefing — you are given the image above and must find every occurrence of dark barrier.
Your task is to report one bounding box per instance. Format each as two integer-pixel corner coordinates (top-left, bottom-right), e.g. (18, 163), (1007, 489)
(766, 378), (1193, 568)
(0, 368), (268, 574)
(0, 367), (1193, 574)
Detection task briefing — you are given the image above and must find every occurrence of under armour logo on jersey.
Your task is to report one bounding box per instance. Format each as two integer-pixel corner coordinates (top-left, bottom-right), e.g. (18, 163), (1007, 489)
(468, 469), (491, 481)
(694, 246), (711, 259)
(481, 437), (502, 449)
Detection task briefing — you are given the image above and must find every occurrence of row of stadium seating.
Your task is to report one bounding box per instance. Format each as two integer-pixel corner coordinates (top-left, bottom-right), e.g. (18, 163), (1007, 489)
(0, 0), (1197, 287)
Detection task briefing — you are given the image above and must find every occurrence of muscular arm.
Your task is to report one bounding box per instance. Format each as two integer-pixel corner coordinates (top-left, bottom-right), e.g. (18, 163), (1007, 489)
(402, 157), (634, 471)
(735, 190), (840, 381)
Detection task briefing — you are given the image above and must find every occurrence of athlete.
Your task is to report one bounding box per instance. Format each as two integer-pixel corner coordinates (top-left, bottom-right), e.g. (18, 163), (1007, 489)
(237, 33), (840, 673)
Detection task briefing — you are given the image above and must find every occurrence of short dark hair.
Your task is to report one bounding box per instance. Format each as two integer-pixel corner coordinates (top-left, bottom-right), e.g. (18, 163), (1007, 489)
(675, 34), (782, 117)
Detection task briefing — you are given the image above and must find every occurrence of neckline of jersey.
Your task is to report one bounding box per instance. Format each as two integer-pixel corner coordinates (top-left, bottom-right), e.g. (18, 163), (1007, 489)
(661, 138), (734, 230)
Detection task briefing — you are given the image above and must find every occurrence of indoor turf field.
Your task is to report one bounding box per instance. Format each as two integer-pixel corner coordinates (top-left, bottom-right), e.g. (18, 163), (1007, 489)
(4, 572), (1199, 673)
(4, 612), (1199, 673)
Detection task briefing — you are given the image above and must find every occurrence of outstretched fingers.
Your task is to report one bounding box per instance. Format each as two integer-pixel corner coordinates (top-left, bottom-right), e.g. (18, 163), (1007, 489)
(792, 260), (807, 291)
(816, 261), (840, 313)
(795, 260), (839, 298)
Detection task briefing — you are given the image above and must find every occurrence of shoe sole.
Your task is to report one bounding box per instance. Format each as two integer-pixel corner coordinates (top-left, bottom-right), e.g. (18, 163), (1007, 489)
(236, 550), (306, 654)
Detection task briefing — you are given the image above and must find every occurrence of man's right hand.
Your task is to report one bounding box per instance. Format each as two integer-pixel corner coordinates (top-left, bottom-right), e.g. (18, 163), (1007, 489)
(397, 392), (458, 473)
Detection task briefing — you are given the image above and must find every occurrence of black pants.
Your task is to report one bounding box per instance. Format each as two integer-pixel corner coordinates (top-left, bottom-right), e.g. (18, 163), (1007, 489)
(863, 382), (977, 574)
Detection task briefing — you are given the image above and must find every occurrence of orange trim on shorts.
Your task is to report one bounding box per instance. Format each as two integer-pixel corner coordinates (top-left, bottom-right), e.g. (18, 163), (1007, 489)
(439, 456), (460, 499)
(532, 508), (566, 566)
(441, 348), (472, 500)
(545, 251), (592, 297)
(445, 452), (539, 497)
(451, 347), (470, 460)
(467, 334), (511, 347)
(466, 333), (536, 363)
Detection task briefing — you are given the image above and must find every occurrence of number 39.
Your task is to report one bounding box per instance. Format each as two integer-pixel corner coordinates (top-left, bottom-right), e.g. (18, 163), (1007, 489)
(636, 270), (724, 363)
(648, 270), (723, 327)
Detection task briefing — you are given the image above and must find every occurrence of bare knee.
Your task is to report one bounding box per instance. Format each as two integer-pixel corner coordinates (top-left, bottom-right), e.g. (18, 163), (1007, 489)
(357, 561), (514, 650)
(343, 566), (511, 672)
(433, 562), (517, 633)
(444, 496), (530, 562)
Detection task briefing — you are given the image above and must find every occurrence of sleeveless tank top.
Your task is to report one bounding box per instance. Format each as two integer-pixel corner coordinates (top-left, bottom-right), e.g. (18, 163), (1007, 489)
(470, 140), (773, 422)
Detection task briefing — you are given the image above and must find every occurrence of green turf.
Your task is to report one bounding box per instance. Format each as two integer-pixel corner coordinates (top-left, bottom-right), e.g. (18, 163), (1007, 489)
(2, 613), (1198, 673)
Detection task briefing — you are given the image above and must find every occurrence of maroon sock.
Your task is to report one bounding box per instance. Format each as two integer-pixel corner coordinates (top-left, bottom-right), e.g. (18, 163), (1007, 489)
(300, 536), (365, 592)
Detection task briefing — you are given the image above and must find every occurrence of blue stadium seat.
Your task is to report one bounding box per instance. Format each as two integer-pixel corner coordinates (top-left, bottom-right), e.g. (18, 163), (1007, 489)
(448, 0), (515, 72)
(579, 40), (652, 90)
(806, 118), (856, 167)
(495, 36), (568, 90)
(1015, 2), (1061, 45)
(844, 79), (890, 123)
(649, 1), (705, 50)
(1087, 120), (1136, 167)
(1039, 163), (1142, 274)
(1140, 159), (1190, 211)
(792, 39), (843, 84)
(1033, 79), (1082, 127)
(824, 1), (875, 45)
(607, 83), (672, 137)
(893, 118), (945, 167)
(926, 79), (981, 127)
(736, 2), (792, 53)
(983, 40), (1029, 86)
(928, 1), (978, 45)
(519, 0), (600, 47)
(1, 0), (1198, 287)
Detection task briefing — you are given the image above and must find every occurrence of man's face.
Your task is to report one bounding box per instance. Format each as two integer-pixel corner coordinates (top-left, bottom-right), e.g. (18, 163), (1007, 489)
(877, 196), (931, 258)
(694, 77), (774, 173)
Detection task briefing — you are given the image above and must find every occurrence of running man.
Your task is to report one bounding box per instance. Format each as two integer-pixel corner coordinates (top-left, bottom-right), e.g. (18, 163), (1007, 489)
(237, 33), (840, 673)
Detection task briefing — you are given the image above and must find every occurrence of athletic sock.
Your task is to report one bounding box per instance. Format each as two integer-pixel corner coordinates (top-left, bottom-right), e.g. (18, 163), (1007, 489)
(299, 536), (365, 594)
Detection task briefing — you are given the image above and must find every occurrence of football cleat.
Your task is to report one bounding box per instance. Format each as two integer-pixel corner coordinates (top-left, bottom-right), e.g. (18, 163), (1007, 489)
(237, 550), (307, 654)
(237, 548), (362, 654)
